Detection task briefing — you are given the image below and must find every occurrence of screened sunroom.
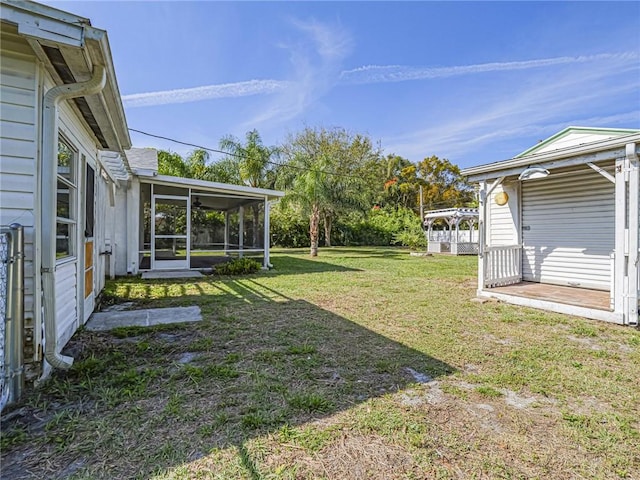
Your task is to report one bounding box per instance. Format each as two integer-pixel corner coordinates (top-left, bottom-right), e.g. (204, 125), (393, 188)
(110, 148), (284, 275)
(133, 175), (283, 271)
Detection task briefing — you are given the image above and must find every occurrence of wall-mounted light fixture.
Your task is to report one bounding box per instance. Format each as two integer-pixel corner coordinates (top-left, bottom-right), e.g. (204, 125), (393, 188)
(518, 165), (550, 181)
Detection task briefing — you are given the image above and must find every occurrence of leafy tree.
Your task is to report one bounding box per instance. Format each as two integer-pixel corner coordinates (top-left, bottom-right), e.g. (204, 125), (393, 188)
(157, 148), (215, 181)
(416, 155), (474, 210)
(208, 157), (242, 184)
(157, 150), (189, 177)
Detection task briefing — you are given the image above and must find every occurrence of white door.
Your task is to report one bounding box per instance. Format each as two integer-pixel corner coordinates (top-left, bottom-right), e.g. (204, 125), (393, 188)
(151, 195), (190, 270)
(521, 167), (614, 291)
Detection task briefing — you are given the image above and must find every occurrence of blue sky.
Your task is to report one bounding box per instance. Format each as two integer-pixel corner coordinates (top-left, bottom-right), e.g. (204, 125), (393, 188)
(48, 1), (640, 168)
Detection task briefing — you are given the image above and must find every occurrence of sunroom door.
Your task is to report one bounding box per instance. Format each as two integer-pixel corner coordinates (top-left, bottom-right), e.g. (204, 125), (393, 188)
(152, 195), (190, 270)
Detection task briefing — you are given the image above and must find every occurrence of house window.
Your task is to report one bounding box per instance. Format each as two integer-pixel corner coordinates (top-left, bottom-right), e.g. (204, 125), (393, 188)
(57, 137), (77, 259)
(85, 161), (94, 238)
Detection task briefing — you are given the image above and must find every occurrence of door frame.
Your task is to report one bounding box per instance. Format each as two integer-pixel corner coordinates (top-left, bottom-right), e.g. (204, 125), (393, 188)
(151, 194), (190, 270)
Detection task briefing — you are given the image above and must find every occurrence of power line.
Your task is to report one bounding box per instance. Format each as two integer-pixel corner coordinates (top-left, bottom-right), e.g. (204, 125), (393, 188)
(128, 127), (363, 179)
(128, 128), (243, 158)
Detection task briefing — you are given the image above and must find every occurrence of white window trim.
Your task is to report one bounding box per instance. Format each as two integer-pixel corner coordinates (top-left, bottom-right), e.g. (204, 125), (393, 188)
(56, 134), (78, 262)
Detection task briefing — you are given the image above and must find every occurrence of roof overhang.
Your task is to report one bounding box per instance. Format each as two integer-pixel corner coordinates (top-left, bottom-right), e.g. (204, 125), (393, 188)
(1, 0), (132, 177)
(140, 173), (285, 201)
(462, 133), (640, 183)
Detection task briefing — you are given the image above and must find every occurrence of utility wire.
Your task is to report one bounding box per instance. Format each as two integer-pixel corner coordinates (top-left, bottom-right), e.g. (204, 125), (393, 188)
(129, 128), (243, 158)
(128, 128), (470, 207)
(129, 127), (364, 179)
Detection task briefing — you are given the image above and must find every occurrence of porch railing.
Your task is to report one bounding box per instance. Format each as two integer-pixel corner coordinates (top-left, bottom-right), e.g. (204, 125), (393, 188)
(484, 244), (521, 288)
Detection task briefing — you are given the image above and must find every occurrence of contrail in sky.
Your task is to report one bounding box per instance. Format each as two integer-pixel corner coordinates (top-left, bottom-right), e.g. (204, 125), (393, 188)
(122, 79), (291, 108)
(339, 53), (639, 84)
(122, 52), (638, 108)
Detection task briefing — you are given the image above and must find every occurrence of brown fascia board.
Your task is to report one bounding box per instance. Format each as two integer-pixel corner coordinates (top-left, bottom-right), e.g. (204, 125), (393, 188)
(462, 133), (640, 182)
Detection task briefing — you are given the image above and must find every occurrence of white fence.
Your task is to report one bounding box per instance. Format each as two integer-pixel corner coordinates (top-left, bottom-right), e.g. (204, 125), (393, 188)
(483, 245), (522, 287)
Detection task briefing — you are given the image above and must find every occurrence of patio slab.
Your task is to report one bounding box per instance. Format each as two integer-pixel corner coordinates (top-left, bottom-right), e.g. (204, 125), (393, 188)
(86, 306), (202, 332)
(141, 270), (203, 280)
(489, 282), (610, 311)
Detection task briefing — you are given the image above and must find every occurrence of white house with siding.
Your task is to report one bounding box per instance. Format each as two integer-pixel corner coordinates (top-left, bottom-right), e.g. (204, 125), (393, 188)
(462, 127), (640, 326)
(0, 0), (282, 399)
(1, 0), (133, 386)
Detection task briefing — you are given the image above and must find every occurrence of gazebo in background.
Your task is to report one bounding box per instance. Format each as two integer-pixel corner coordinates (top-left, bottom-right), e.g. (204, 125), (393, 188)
(423, 208), (479, 255)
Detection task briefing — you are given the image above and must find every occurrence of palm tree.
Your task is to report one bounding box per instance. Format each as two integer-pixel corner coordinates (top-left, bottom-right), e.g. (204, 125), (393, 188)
(277, 152), (333, 257)
(279, 127), (379, 254)
(219, 130), (280, 246)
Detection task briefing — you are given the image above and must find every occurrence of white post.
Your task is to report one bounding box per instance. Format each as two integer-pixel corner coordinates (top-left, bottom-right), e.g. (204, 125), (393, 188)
(419, 185), (424, 222)
(224, 211), (229, 256)
(625, 143), (639, 326)
(263, 199), (270, 269)
(126, 178), (140, 274)
(238, 206), (244, 258)
(477, 181), (487, 294)
(614, 156), (627, 324)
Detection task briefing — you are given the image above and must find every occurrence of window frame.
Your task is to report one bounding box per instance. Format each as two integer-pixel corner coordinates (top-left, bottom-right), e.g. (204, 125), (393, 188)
(56, 134), (78, 262)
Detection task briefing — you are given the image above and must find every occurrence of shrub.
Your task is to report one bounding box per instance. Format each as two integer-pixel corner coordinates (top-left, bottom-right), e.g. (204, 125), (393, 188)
(270, 204), (310, 248)
(214, 257), (261, 275)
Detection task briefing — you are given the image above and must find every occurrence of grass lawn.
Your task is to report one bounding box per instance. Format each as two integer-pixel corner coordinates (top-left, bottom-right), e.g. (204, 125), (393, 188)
(2, 247), (639, 479)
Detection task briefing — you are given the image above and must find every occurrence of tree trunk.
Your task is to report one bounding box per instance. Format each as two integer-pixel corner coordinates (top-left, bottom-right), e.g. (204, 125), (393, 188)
(309, 205), (320, 257)
(323, 214), (332, 247)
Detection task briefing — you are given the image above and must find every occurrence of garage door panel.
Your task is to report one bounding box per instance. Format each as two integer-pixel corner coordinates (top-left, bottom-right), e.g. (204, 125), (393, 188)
(522, 168), (614, 291)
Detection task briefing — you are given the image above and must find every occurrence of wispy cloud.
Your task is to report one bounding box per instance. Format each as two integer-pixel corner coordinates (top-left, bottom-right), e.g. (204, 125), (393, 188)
(242, 17), (352, 129)
(122, 51), (638, 113)
(383, 58), (640, 164)
(340, 52), (639, 84)
(122, 79), (290, 108)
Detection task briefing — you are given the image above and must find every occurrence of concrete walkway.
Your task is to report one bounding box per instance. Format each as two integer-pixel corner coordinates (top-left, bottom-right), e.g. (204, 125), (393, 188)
(86, 306), (202, 332)
(141, 270), (204, 280)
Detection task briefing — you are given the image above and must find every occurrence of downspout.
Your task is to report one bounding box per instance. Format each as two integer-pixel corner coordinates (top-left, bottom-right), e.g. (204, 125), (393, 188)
(41, 65), (107, 369)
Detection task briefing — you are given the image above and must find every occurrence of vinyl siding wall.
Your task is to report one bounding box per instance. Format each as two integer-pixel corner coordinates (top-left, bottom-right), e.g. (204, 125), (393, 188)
(0, 25), (39, 362)
(488, 182), (519, 246)
(54, 77), (102, 349)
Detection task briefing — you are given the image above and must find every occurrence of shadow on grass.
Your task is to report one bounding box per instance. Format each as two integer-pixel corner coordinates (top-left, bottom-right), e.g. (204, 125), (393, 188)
(268, 254), (362, 274)
(273, 246), (409, 258)
(1, 281), (454, 479)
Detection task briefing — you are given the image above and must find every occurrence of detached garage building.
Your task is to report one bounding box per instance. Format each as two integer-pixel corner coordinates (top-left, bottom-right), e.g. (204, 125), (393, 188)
(462, 127), (639, 326)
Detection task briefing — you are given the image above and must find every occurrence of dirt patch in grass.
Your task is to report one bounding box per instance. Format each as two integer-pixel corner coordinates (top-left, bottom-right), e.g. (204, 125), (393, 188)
(285, 434), (420, 479)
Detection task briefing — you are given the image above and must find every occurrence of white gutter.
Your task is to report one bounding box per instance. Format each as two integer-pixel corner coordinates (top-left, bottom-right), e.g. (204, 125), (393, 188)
(41, 65), (107, 370)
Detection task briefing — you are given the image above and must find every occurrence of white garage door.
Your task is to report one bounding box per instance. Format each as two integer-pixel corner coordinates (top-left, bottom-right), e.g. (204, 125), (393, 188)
(521, 167), (614, 291)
